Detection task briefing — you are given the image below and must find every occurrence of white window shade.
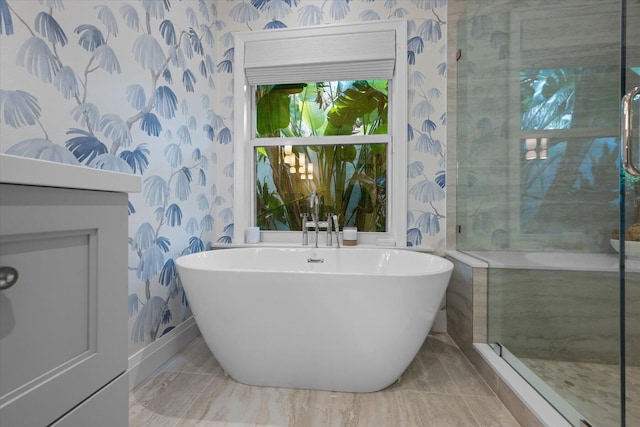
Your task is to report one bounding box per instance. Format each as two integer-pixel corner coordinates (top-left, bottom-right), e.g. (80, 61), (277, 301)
(244, 31), (396, 85)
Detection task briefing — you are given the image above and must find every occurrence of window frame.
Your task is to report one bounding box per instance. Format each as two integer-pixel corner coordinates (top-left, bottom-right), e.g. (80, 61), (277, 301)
(233, 20), (407, 246)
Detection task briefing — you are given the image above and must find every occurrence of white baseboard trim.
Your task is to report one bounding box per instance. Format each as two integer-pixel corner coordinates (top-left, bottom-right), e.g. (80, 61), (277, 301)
(127, 317), (200, 390)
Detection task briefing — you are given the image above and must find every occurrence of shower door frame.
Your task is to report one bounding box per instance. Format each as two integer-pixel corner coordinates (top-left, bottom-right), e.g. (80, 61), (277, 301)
(619, 2), (639, 427)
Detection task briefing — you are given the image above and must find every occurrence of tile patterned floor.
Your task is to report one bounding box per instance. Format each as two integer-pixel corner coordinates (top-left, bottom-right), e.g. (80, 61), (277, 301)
(521, 357), (640, 427)
(129, 333), (521, 427)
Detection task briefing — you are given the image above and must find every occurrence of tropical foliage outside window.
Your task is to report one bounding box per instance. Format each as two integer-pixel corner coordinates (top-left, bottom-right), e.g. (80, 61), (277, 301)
(254, 80), (389, 232)
(519, 66), (620, 237)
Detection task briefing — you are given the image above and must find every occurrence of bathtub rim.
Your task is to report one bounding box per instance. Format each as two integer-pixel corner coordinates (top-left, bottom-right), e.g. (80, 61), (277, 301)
(211, 242), (435, 252)
(177, 246), (453, 277)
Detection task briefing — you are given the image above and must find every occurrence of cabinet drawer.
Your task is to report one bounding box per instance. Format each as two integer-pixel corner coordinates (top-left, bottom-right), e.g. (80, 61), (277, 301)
(0, 184), (128, 427)
(50, 373), (129, 427)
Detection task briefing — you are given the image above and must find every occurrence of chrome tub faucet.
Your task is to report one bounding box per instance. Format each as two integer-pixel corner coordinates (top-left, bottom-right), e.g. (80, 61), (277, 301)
(301, 191), (339, 248)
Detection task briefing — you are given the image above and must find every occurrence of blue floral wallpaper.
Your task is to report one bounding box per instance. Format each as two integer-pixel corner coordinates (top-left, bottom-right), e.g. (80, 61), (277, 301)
(0, 0), (448, 355)
(210, 0), (449, 247)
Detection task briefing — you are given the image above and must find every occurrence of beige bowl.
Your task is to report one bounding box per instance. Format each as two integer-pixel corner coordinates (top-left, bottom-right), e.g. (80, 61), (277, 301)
(610, 239), (640, 259)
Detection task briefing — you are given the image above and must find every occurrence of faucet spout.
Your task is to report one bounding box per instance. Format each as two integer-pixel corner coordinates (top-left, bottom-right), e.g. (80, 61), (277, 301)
(310, 191), (320, 248)
(310, 191), (319, 221)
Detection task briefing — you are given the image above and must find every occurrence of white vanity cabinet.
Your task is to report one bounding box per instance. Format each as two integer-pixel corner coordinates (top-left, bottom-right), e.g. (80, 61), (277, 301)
(0, 155), (140, 427)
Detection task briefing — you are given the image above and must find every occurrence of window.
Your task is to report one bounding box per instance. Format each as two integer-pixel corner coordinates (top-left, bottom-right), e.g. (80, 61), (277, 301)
(233, 20), (407, 245)
(255, 80), (388, 233)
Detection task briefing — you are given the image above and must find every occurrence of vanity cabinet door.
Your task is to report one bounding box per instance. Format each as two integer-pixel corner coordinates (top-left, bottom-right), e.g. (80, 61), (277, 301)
(0, 184), (128, 427)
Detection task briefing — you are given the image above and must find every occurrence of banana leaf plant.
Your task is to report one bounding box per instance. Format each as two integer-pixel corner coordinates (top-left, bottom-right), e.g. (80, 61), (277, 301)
(255, 80), (388, 232)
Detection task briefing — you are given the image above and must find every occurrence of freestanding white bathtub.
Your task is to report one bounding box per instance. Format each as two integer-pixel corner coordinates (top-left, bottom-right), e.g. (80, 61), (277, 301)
(176, 247), (453, 392)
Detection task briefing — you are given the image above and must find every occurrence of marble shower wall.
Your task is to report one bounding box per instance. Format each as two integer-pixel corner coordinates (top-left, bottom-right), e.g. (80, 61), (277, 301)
(454, 0), (622, 252)
(489, 268), (639, 365)
(445, 253), (487, 353)
(447, 252), (640, 367)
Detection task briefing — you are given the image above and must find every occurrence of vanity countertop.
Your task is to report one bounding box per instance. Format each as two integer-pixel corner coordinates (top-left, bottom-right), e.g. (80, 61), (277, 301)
(0, 154), (141, 193)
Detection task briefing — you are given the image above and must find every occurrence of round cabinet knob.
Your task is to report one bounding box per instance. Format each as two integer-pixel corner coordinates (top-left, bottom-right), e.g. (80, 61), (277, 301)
(0, 266), (19, 290)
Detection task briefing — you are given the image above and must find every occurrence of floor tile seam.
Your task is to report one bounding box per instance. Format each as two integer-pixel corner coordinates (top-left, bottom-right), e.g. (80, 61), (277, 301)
(433, 340), (498, 398)
(391, 388), (482, 427)
(392, 388), (471, 398)
(460, 394), (484, 427)
(457, 391), (501, 398)
(166, 415), (181, 427)
(429, 349), (467, 396)
(391, 388), (417, 426)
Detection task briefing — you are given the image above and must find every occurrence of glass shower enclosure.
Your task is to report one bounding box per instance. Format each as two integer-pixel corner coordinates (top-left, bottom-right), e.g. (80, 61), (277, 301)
(454, 0), (639, 426)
